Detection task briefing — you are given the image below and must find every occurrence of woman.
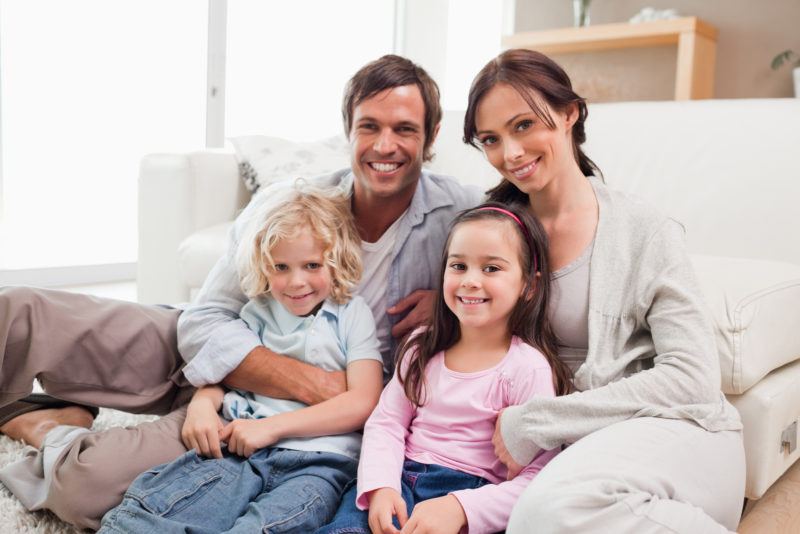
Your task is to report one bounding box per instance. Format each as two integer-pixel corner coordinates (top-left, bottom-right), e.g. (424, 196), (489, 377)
(463, 49), (745, 533)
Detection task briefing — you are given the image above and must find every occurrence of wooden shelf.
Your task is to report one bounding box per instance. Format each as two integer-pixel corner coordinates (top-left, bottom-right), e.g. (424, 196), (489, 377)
(502, 17), (718, 100)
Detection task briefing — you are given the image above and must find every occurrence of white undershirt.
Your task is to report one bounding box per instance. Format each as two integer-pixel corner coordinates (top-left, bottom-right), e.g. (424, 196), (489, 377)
(357, 210), (407, 363)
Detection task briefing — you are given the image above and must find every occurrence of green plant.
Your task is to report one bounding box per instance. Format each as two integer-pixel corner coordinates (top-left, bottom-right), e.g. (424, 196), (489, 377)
(771, 49), (800, 70)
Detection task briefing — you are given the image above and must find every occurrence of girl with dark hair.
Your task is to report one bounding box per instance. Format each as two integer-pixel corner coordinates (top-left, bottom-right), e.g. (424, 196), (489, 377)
(316, 203), (570, 534)
(465, 49), (744, 533)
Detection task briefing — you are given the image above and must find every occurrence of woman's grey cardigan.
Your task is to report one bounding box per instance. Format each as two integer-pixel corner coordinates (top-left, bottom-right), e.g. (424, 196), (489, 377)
(501, 177), (743, 465)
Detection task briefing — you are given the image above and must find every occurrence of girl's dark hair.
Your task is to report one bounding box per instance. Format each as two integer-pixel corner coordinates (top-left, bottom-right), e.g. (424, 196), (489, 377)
(463, 48), (602, 205)
(397, 202), (571, 407)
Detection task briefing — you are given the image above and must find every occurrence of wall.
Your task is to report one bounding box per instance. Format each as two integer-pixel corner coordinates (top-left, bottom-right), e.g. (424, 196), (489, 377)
(512, 0), (800, 101)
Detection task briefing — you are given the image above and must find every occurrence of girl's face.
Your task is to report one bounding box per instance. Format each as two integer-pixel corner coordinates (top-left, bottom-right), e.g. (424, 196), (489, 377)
(443, 219), (527, 336)
(474, 82), (576, 197)
(267, 229), (332, 316)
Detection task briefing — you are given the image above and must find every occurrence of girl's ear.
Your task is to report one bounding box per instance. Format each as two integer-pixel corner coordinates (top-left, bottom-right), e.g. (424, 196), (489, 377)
(520, 271), (541, 301)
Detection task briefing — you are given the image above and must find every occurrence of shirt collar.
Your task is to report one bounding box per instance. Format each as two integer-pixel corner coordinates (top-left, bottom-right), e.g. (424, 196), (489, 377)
(340, 168), (455, 227)
(266, 295), (338, 333)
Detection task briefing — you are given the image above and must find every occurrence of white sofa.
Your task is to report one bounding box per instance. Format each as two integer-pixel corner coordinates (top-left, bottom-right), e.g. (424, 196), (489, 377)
(138, 98), (800, 502)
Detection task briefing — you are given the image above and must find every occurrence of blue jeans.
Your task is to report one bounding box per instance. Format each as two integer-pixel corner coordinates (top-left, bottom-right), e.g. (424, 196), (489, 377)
(314, 460), (490, 534)
(99, 447), (357, 534)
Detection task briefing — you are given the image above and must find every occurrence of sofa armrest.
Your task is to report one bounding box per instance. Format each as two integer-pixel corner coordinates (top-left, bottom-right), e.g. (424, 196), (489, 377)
(136, 150), (246, 305)
(691, 255), (800, 395)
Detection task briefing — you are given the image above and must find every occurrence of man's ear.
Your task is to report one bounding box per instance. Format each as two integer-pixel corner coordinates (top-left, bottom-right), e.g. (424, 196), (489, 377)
(429, 122), (441, 146)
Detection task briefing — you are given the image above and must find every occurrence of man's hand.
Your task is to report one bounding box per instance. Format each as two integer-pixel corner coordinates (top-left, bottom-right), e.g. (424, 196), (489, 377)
(223, 346), (347, 405)
(400, 494), (466, 534)
(368, 487), (408, 534)
(388, 289), (436, 340)
(493, 408), (524, 480)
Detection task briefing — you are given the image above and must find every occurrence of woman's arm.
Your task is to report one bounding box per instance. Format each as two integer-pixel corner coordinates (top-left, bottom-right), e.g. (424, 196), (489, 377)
(220, 358), (383, 457)
(501, 220), (733, 464)
(450, 448), (559, 534)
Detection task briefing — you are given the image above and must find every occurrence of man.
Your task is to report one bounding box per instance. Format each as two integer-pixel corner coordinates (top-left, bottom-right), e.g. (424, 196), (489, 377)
(0, 54), (482, 529)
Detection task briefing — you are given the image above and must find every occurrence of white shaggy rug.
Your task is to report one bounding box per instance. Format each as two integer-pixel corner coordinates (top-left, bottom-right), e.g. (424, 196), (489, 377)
(0, 409), (158, 534)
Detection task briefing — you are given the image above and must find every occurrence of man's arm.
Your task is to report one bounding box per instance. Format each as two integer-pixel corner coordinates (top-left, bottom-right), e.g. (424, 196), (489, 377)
(223, 346), (346, 405)
(220, 358), (383, 457)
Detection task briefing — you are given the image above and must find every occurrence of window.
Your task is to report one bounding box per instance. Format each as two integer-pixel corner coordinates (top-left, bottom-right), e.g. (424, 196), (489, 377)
(224, 0), (395, 141)
(0, 0), (503, 286)
(0, 0), (206, 274)
(0, 0), (395, 282)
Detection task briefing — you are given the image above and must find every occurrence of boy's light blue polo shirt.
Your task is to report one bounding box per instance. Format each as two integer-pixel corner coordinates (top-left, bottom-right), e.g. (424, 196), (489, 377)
(222, 294), (381, 460)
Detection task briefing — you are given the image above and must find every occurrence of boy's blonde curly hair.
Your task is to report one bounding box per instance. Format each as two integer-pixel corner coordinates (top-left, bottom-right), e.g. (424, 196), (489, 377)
(235, 181), (362, 304)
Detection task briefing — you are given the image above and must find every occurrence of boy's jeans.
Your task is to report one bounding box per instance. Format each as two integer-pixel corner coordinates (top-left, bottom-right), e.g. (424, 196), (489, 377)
(99, 447), (356, 534)
(315, 460), (490, 533)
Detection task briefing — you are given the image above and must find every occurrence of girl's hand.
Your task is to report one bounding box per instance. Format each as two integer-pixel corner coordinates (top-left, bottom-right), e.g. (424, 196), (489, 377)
(181, 395), (224, 458)
(219, 417), (281, 457)
(400, 494), (466, 534)
(367, 487), (408, 534)
(493, 408), (524, 480)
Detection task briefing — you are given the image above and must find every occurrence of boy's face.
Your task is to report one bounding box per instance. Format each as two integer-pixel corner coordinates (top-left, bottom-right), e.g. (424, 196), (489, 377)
(267, 229), (331, 316)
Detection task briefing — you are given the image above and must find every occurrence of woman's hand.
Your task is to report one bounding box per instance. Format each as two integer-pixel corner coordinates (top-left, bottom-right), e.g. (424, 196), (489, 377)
(181, 390), (224, 458)
(493, 408), (524, 480)
(400, 494), (466, 534)
(368, 487), (408, 534)
(219, 417), (282, 457)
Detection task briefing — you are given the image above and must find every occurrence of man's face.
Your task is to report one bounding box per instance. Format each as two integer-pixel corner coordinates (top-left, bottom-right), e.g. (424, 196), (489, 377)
(348, 84), (434, 203)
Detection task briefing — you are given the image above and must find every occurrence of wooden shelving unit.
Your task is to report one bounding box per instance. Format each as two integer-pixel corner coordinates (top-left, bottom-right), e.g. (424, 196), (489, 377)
(502, 17), (718, 100)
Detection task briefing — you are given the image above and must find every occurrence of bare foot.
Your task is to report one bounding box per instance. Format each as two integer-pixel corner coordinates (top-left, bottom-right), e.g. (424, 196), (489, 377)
(0, 406), (95, 449)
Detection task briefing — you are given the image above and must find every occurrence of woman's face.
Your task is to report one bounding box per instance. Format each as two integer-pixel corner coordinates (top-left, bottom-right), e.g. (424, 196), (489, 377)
(474, 83), (576, 197)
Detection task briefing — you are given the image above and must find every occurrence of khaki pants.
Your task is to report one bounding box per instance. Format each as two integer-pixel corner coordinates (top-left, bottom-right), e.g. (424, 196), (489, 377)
(507, 417), (746, 534)
(0, 286), (196, 529)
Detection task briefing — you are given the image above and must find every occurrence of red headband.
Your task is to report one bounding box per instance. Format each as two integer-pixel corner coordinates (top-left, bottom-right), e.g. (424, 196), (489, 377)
(476, 206), (538, 272)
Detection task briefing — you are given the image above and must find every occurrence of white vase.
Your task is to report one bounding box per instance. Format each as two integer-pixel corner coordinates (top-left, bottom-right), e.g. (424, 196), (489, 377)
(793, 66), (800, 98)
(573, 0), (591, 27)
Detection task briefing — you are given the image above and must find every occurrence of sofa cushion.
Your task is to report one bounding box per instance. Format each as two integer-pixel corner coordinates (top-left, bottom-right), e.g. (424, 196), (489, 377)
(230, 135), (350, 195)
(691, 254), (800, 395)
(178, 222), (233, 290)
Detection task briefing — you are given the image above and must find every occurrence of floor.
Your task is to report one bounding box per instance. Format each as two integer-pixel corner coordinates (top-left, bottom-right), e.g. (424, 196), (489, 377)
(737, 459), (800, 533)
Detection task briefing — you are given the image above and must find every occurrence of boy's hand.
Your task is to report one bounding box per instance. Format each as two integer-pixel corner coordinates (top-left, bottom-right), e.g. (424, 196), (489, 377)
(367, 487), (408, 534)
(219, 418), (281, 458)
(181, 395), (224, 458)
(401, 494), (466, 534)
